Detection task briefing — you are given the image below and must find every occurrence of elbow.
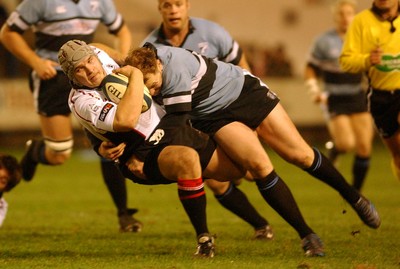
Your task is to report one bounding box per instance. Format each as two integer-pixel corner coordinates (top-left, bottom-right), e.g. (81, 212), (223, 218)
(113, 116), (139, 132)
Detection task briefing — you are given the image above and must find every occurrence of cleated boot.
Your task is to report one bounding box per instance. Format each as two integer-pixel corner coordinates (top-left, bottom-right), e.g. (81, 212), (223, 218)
(118, 208), (143, 232)
(253, 225), (274, 240)
(301, 233), (325, 257)
(351, 196), (381, 229)
(194, 233), (215, 258)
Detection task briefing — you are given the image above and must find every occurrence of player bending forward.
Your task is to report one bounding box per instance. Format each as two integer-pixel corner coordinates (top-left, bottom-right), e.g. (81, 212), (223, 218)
(59, 40), (333, 257)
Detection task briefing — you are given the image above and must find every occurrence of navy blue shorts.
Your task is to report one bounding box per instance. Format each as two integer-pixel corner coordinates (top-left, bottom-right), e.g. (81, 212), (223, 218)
(192, 75), (280, 135)
(368, 89), (400, 138)
(327, 91), (368, 118)
(120, 117), (216, 185)
(29, 71), (71, 117)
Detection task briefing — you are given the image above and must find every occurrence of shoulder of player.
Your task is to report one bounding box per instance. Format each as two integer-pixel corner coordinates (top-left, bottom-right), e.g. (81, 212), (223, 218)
(189, 17), (232, 43)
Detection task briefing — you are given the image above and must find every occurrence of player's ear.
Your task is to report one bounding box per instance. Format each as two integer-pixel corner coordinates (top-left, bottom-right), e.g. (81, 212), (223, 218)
(156, 59), (163, 72)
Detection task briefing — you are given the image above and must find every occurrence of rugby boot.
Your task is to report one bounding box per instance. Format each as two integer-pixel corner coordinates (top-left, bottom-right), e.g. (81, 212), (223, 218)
(118, 208), (143, 232)
(301, 233), (325, 257)
(252, 225), (274, 240)
(194, 233), (215, 258)
(351, 195), (381, 229)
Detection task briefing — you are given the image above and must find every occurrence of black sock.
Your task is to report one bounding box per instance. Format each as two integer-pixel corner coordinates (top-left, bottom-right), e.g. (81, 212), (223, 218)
(100, 159), (128, 216)
(352, 155), (370, 191)
(215, 182), (268, 230)
(30, 140), (49, 164)
(328, 145), (342, 163)
(304, 147), (360, 204)
(255, 171), (313, 238)
(178, 178), (208, 237)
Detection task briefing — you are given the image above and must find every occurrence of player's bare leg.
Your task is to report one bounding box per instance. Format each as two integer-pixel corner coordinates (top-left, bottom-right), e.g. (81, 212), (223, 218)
(256, 103), (380, 229)
(20, 115), (73, 181)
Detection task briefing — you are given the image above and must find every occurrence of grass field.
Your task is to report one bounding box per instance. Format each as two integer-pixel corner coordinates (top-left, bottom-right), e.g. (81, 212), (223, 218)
(0, 141), (399, 269)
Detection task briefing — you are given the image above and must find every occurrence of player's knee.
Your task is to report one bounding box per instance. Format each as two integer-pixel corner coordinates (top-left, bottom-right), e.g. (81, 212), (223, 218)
(44, 138), (74, 165)
(205, 179), (230, 195)
(335, 140), (354, 152)
(246, 158), (273, 179)
(177, 147), (200, 168)
(285, 147), (315, 168)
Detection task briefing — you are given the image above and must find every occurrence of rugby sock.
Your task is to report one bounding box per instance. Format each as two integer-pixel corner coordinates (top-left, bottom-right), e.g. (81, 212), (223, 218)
(215, 182), (269, 229)
(255, 170), (313, 238)
(352, 155), (370, 191)
(178, 178), (208, 236)
(328, 145), (342, 164)
(304, 147), (359, 204)
(100, 159), (129, 216)
(29, 139), (49, 164)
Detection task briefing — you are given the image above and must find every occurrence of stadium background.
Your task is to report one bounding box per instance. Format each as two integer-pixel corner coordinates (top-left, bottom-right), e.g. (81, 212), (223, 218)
(0, 0), (372, 147)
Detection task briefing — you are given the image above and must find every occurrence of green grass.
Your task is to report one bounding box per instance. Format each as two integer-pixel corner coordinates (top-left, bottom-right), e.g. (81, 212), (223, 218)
(0, 142), (399, 269)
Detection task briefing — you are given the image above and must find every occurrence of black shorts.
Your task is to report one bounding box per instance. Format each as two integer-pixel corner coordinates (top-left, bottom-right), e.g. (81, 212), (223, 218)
(368, 89), (400, 138)
(192, 75), (280, 135)
(120, 115), (217, 185)
(29, 71), (71, 117)
(327, 91), (368, 118)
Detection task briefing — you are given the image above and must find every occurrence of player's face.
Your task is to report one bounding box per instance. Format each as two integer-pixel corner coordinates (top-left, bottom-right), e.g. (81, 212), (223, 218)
(158, 0), (190, 32)
(373, 0), (398, 13)
(334, 3), (355, 34)
(143, 61), (163, 96)
(0, 169), (10, 191)
(73, 55), (106, 88)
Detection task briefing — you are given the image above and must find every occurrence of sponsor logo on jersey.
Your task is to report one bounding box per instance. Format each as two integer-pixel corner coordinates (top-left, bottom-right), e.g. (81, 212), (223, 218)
(99, 103), (114, 122)
(148, 129), (165, 145)
(376, 54), (400, 72)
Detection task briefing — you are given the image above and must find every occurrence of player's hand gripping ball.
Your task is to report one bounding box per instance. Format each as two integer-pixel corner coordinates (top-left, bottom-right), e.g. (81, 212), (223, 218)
(100, 73), (152, 112)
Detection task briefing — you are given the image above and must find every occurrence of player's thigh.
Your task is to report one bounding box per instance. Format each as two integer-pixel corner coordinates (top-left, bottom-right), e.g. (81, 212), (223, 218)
(39, 114), (73, 140)
(328, 115), (355, 151)
(350, 112), (374, 156)
(256, 103), (313, 167)
(213, 122), (273, 177)
(158, 145), (202, 180)
(203, 145), (246, 182)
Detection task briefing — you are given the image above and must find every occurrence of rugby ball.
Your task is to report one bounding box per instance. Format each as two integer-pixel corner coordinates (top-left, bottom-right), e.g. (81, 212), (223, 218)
(100, 73), (152, 113)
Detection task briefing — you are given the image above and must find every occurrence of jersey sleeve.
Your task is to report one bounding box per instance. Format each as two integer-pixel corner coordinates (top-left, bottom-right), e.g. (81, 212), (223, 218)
(340, 15), (371, 73)
(6, 0), (46, 33)
(99, 0), (125, 34)
(159, 50), (195, 114)
(206, 21), (242, 65)
(70, 90), (117, 132)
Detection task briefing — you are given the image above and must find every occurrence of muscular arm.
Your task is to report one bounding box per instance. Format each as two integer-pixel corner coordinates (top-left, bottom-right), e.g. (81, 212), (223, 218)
(112, 66), (145, 131)
(114, 24), (132, 56)
(0, 24), (58, 79)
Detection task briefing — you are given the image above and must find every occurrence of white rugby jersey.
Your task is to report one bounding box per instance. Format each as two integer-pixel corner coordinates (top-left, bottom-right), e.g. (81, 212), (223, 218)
(68, 47), (166, 143)
(6, 0), (124, 71)
(142, 17), (242, 65)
